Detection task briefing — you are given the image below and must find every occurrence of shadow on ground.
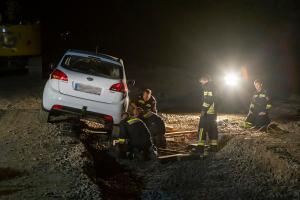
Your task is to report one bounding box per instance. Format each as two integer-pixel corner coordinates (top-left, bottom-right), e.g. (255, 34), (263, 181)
(0, 167), (28, 197)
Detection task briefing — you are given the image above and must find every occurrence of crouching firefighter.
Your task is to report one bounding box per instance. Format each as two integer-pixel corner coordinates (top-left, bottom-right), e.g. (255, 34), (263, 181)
(245, 79), (271, 130)
(131, 89), (158, 114)
(114, 112), (157, 161)
(137, 108), (167, 148)
(197, 74), (218, 153)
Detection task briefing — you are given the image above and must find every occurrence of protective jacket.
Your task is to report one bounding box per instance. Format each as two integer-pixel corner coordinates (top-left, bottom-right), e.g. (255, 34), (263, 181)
(198, 81), (218, 147)
(133, 95), (157, 113)
(245, 89), (272, 129)
(201, 82), (217, 115)
(249, 89), (272, 114)
(140, 111), (166, 148)
(119, 117), (153, 150)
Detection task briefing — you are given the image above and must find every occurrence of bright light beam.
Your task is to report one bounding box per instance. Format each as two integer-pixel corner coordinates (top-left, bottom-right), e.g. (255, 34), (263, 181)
(225, 73), (239, 86)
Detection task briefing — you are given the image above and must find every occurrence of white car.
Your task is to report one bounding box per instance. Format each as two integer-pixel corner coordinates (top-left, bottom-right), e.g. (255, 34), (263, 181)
(40, 49), (129, 130)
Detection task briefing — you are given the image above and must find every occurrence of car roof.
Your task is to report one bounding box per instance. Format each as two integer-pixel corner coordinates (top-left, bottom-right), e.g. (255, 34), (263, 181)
(65, 49), (122, 66)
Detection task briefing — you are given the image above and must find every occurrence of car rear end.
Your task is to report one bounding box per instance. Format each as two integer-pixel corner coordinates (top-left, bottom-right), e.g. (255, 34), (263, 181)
(42, 50), (128, 128)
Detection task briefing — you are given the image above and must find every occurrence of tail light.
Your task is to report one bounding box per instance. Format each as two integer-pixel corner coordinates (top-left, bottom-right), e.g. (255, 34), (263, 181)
(110, 82), (128, 93)
(103, 115), (113, 122)
(51, 69), (68, 82)
(52, 104), (63, 110)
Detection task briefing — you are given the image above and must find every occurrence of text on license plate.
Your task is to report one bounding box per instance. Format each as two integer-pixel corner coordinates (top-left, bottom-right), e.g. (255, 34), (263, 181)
(74, 83), (101, 95)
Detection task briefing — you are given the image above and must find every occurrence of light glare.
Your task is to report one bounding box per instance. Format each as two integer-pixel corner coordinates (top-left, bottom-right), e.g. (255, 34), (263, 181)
(225, 73), (239, 86)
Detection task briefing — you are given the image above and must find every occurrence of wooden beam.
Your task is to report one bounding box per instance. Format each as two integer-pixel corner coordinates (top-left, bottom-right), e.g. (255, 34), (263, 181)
(158, 153), (202, 163)
(82, 129), (108, 134)
(165, 130), (197, 137)
(158, 148), (187, 154)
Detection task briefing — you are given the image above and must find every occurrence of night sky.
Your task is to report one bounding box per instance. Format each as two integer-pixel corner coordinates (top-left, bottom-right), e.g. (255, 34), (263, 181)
(2, 0), (300, 95)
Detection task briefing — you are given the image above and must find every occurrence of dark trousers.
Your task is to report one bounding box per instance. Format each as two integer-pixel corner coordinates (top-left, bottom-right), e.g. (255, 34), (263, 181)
(198, 114), (218, 146)
(153, 135), (166, 148)
(246, 112), (270, 128)
(128, 143), (156, 160)
(115, 140), (156, 160)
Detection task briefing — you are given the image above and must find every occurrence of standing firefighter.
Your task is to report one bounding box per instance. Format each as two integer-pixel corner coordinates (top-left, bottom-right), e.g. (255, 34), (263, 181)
(131, 89), (158, 114)
(245, 79), (271, 130)
(197, 75), (218, 153)
(116, 112), (157, 160)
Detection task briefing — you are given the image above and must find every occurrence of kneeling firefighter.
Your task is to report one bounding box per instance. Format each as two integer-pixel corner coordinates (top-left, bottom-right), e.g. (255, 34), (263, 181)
(114, 112), (157, 160)
(136, 108), (166, 148)
(245, 79), (272, 130)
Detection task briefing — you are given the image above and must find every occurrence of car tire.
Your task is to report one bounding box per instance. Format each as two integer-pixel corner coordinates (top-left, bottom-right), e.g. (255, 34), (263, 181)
(39, 109), (49, 123)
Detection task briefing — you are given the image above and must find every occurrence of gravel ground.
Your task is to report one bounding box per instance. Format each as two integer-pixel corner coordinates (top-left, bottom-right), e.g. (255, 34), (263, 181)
(138, 114), (300, 200)
(0, 63), (102, 199)
(0, 110), (102, 200)
(1, 60), (299, 200)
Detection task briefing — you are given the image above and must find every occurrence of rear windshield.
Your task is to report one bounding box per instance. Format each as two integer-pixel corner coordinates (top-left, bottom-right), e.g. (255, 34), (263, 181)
(61, 55), (123, 79)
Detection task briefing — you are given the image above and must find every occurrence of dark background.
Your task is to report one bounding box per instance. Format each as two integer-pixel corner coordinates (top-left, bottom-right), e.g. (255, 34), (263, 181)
(1, 0), (300, 110)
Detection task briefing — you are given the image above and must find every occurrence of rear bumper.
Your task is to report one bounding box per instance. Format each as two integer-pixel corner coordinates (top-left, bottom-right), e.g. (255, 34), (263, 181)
(48, 105), (113, 129)
(43, 82), (127, 124)
(49, 105), (107, 118)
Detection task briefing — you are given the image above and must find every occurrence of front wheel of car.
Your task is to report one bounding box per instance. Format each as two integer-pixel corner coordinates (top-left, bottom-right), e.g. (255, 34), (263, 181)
(39, 109), (50, 123)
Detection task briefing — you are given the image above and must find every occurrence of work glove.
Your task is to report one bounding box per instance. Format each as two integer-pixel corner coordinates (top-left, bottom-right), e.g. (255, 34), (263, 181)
(113, 138), (126, 146)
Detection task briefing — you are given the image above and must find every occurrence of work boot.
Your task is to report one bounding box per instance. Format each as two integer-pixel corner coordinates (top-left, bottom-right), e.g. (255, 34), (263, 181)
(191, 145), (204, 155)
(243, 121), (253, 129)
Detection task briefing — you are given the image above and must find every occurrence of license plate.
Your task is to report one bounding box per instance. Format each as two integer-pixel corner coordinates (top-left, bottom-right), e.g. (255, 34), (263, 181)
(74, 83), (101, 95)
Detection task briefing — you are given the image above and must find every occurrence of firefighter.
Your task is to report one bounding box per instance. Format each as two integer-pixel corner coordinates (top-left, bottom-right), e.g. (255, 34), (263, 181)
(245, 79), (271, 130)
(197, 74), (218, 153)
(138, 108), (167, 148)
(131, 89), (157, 114)
(116, 112), (157, 160)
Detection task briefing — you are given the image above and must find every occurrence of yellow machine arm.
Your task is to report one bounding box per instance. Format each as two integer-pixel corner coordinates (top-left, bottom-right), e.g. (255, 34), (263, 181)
(0, 24), (41, 57)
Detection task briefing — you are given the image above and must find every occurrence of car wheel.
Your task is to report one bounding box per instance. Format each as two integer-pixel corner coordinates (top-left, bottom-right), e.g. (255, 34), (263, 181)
(39, 109), (50, 123)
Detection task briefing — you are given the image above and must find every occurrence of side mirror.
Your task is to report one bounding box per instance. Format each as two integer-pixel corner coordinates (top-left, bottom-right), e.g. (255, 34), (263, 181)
(127, 80), (135, 87)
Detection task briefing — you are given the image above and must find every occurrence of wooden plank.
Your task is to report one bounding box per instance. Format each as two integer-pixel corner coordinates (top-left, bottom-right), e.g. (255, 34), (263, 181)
(81, 129), (108, 134)
(158, 148), (187, 154)
(158, 153), (202, 163)
(165, 130), (197, 136)
(166, 137), (175, 141)
(158, 153), (190, 160)
(165, 126), (178, 132)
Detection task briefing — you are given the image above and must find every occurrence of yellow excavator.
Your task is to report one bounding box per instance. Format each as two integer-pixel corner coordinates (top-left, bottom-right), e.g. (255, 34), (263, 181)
(0, 0), (41, 73)
(0, 23), (41, 72)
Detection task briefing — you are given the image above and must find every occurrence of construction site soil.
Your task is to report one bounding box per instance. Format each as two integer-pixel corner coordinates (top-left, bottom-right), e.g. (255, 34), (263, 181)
(0, 63), (299, 199)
